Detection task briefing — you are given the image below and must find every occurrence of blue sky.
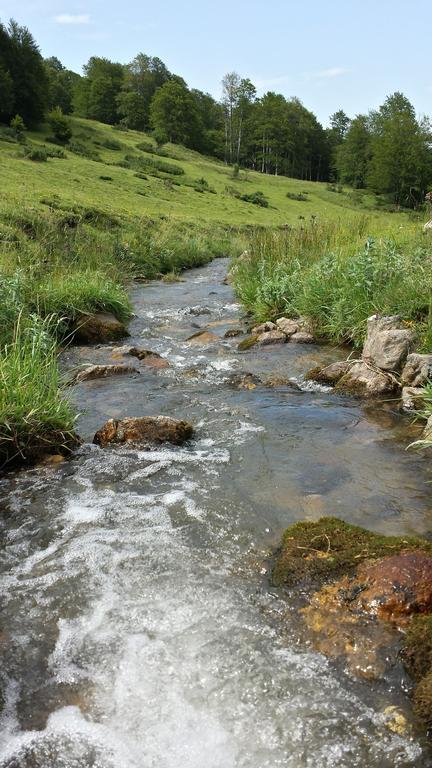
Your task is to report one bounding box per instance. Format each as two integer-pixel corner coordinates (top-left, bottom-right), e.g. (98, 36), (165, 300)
(1, 0), (431, 125)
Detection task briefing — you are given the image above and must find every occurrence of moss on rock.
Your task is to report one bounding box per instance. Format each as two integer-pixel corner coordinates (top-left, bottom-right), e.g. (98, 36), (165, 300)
(272, 516), (431, 587)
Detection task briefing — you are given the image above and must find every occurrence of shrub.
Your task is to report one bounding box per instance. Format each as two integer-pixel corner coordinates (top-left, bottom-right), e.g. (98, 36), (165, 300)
(286, 192), (308, 202)
(10, 114), (26, 136)
(124, 153), (185, 176)
(48, 107), (72, 144)
(94, 138), (122, 151)
(24, 146), (48, 162)
(192, 177), (215, 194)
(240, 191), (269, 208)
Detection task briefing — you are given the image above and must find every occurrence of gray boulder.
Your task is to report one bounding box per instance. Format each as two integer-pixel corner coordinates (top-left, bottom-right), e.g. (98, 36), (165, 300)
(362, 315), (416, 372)
(336, 361), (399, 397)
(401, 353), (432, 387)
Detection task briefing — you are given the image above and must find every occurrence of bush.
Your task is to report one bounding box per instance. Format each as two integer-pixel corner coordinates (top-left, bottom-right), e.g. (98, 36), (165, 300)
(10, 114), (26, 136)
(240, 191), (269, 208)
(124, 153), (185, 176)
(94, 138), (122, 151)
(24, 146), (48, 162)
(287, 192), (308, 202)
(48, 107), (72, 144)
(192, 177), (215, 194)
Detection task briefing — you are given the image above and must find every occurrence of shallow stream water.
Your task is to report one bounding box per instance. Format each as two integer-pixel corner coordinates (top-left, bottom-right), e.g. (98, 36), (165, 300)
(1, 258), (432, 767)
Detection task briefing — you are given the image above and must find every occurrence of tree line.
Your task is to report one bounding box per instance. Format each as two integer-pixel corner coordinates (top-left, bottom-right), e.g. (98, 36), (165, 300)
(1, 17), (431, 206)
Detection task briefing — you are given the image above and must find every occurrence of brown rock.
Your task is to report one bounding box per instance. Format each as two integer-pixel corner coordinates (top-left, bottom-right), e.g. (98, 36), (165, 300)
(94, 416), (194, 448)
(345, 551), (432, 621)
(252, 321), (277, 335)
(257, 330), (287, 345)
(306, 360), (352, 385)
(289, 331), (315, 344)
(275, 317), (300, 337)
(72, 312), (128, 344)
(362, 314), (416, 372)
(401, 353), (432, 387)
(73, 364), (138, 383)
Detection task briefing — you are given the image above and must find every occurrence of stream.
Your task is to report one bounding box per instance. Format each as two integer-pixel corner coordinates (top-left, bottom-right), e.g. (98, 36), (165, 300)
(1, 257), (432, 767)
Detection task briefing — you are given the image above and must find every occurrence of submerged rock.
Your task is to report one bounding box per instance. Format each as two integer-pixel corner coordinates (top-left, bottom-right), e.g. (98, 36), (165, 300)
(401, 353), (432, 387)
(110, 346), (170, 369)
(72, 364), (138, 383)
(186, 330), (220, 344)
(237, 335), (259, 351)
(273, 517), (432, 722)
(94, 416), (194, 447)
(72, 312), (129, 344)
(362, 315), (416, 372)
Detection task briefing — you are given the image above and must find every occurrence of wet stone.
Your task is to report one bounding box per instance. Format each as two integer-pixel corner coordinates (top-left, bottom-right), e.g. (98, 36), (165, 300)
(94, 416), (194, 447)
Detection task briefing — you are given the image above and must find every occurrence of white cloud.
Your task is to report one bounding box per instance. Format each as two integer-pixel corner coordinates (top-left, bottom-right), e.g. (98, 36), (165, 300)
(54, 14), (90, 25)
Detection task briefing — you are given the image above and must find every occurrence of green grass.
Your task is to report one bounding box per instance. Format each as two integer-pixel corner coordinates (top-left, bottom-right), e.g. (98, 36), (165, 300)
(231, 220), (432, 348)
(0, 315), (77, 466)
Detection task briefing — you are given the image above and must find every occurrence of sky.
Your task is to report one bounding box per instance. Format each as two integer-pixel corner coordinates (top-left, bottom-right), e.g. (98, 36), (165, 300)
(1, 0), (431, 125)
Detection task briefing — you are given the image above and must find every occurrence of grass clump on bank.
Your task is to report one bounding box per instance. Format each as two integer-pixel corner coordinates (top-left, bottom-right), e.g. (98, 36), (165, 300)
(231, 218), (432, 348)
(0, 316), (78, 466)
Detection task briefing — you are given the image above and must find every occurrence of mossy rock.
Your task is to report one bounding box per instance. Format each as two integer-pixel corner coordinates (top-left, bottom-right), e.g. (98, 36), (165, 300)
(403, 615), (432, 727)
(237, 335), (259, 351)
(272, 516), (432, 587)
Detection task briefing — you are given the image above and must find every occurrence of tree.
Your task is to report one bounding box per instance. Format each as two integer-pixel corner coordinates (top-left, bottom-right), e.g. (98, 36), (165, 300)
(367, 92), (432, 206)
(0, 19), (48, 125)
(336, 115), (371, 188)
(76, 57), (124, 123)
(45, 56), (79, 114)
(116, 90), (147, 130)
(48, 106), (72, 143)
(150, 80), (202, 147)
(10, 113), (25, 135)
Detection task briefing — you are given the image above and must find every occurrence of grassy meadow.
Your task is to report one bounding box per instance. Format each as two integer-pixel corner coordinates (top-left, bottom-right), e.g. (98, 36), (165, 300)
(0, 115), (429, 464)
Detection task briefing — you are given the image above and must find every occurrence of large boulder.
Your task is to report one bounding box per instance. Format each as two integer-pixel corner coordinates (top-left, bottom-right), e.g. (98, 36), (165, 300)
(94, 416), (194, 448)
(362, 314), (416, 372)
(336, 361), (399, 397)
(72, 312), (129, 344)
(401, 353), (432, 387)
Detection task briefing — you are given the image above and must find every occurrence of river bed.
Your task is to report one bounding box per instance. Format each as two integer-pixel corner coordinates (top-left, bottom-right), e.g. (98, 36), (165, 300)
(1, 258), (432, 767)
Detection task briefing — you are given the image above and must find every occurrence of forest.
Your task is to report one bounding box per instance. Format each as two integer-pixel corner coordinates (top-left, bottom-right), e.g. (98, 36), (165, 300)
(1, 17), (432, 207)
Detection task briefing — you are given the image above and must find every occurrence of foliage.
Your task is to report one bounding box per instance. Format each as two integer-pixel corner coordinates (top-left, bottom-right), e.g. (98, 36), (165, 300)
(48, 106), (72, 144)
(231, 219), (432, 346)
(0, 19), (48, 125)
(10, 113), (25, 135)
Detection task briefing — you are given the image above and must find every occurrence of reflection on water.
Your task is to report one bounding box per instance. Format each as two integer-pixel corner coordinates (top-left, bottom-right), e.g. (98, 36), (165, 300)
(1, 259), (432, 767)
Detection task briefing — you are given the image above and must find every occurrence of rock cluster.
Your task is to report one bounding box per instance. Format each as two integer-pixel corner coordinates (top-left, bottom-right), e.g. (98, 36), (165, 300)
(239, 316), (315, 350)
(307, 314), (417, 398)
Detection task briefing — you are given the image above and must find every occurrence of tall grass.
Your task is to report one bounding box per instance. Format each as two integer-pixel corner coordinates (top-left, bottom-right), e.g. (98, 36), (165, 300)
(231, 218), (432, 347)
(0, 315), (76, 465)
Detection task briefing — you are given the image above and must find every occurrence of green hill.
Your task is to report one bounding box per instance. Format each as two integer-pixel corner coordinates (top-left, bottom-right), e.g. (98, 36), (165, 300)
(0, 116), (405, 228)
